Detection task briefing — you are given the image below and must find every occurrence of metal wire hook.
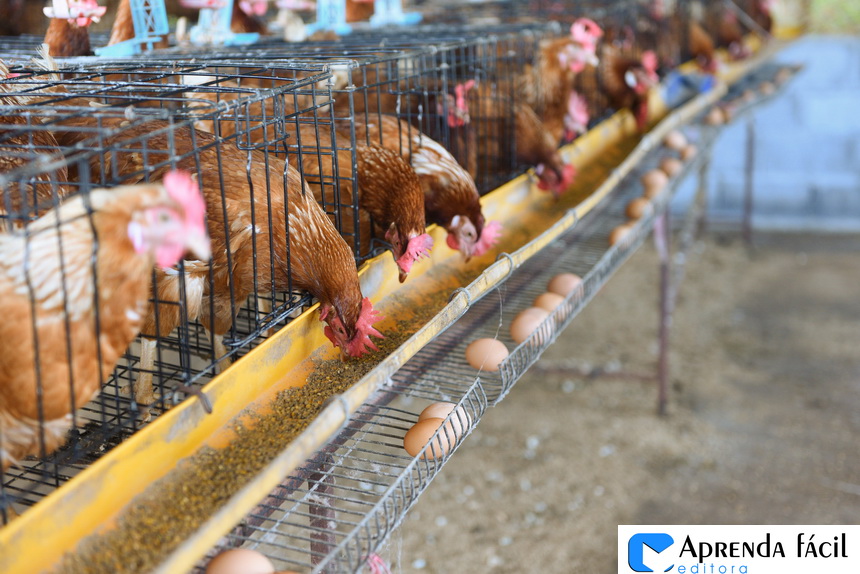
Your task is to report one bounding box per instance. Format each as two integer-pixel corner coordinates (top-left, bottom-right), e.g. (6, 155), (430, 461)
(448, 287), (472, 308)
(565, 208), (580, 230)
(495, 252), (516, 282)
(172, 384), (213, 415)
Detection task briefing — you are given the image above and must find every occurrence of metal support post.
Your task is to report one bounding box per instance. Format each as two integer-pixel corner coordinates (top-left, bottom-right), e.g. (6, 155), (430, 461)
(743, 116), (756, 245)
(695, 151), (712, 239)
(654, 211), (671, 417)
(308, 454), (338, 573)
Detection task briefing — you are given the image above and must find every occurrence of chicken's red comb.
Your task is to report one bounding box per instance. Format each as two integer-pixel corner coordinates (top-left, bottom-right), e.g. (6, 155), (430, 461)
(642, 51), (659, 75)
(537, 164), (576, 197)
(455, 80), (475, 112)
(396, 233), (434, 274)
(447, 80), (475, 128)
(240, 0), (268, 16)
(164, 170), (207, 230)
(179, 0), (227, 9)
(472, 220), (502, 258)
(570, 18), (603, 52)
(346, 298), (384, 357)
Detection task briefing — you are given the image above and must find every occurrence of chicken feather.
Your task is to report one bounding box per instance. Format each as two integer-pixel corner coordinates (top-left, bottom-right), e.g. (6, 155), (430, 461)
(288, 123), (432, 283)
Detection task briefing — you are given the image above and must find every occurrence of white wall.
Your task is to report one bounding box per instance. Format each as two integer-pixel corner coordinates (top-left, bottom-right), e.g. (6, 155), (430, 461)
(672, 35), (860, 231)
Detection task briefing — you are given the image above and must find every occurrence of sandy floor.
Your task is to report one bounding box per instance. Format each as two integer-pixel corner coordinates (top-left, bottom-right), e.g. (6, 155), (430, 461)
(384, 231), (860, 573)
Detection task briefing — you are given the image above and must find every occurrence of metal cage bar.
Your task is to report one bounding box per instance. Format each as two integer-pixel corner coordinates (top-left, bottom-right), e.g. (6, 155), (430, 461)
(0, 63), (340, 520)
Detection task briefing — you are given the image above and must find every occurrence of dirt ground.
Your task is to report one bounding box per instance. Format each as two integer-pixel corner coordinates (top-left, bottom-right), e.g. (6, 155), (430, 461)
(384, 231), (860, 573)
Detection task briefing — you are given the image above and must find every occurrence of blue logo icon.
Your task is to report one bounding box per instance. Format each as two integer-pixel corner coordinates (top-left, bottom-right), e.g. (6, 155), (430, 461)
(629, 533), (675, 572)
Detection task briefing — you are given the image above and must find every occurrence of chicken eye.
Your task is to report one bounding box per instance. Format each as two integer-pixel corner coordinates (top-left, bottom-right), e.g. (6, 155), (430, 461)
(159, 212), (172, 223)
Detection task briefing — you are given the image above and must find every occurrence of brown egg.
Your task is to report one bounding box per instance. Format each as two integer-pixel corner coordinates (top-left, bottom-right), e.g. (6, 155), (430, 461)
(418, 402), (471, 437)
(404, 417), (456, 459)
(680, 144), (698, 161)
(775, 68), (792, 85)
(659, 157), (683, 178)
(206, 549), (275, 574)
(625, 197), (653, 221)
(741, 89), (756, 103)
(609, 223), (634, 247)
(546, 273), (582, 297)
(760, 81), (775, 95)
(641, 169), (668, 198)
(704, 107), (725, 125)
(465, 338), (508, 371)
(663, 130), (687, 151)
(534, 292), (565, 312)
(510, 307), (550, 344)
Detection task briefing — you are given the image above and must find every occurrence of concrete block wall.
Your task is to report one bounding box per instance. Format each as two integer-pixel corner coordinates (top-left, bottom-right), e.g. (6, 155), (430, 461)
(672, 36), (860, 231)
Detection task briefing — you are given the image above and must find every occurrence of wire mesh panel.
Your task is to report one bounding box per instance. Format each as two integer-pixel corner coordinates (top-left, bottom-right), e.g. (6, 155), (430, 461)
(0, 35), (55, 64)
(131, 26), (557, 195)
(0, 63), (343, 522)
(0, 32), (114, 64)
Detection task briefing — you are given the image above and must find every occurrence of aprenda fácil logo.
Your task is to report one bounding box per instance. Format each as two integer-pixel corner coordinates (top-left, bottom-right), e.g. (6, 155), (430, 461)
(621, 526), (856, 574)
(629, 533), (675, 572)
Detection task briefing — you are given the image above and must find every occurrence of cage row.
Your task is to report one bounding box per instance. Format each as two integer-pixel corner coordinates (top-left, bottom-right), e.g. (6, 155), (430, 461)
(0, 0), (774, 522)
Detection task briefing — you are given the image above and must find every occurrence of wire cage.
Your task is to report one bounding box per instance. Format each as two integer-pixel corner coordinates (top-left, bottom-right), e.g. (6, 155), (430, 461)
(0, 62), (341, 522)
(0, 0), (789, 570)
(129, 24), (559, 195)
(0, 16), (667, 520)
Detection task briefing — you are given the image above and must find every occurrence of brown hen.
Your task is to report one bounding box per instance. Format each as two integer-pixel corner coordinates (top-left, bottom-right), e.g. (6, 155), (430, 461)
(346, 0), (374, 22)
(42, 0), (106, 58)
(51, 116), (382, 406)
(0, 62), (69, 230)
(467, 81), (575, 198)
(350, 115), (500, 261)
(289, 123), (433, 283)
(517, 18), (602, 145)
(231, 0), (269, 35)
(0, 173), (209, 470)
(594, 43), (660, 131)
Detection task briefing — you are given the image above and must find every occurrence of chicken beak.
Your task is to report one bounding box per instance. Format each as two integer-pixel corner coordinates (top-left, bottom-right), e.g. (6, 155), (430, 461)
(339, 348), (349, 362)
(186, 231), (212, 261)
(398, 269), (409, 283)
